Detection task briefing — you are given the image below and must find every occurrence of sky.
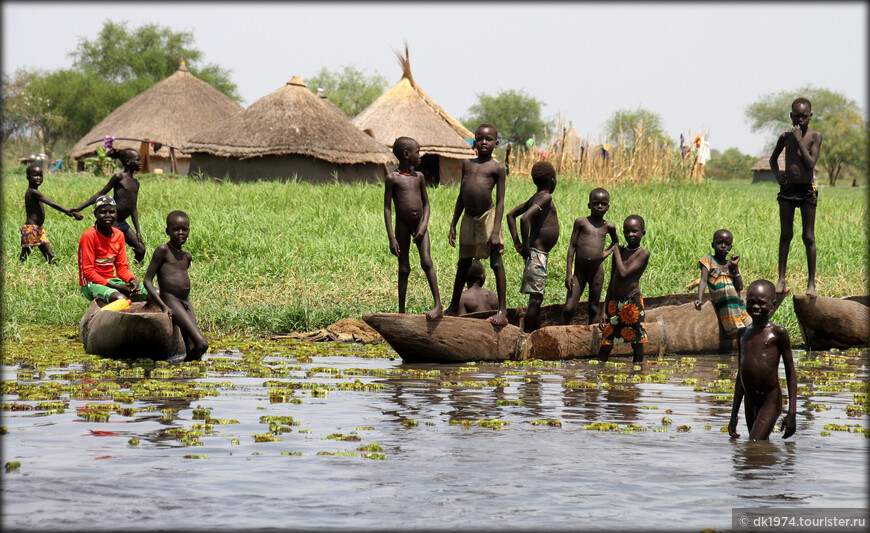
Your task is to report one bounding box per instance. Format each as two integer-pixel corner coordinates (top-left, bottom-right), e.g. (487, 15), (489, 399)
(3, 2), (867, 157)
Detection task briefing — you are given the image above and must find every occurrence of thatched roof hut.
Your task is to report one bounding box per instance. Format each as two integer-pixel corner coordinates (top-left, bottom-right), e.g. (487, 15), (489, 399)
(183, 76), (397, 183)
(352, 45), (474, 186)
(562, 121), (584, 160)
(69, 61), (243, 175)
(750, 151), (785, 183)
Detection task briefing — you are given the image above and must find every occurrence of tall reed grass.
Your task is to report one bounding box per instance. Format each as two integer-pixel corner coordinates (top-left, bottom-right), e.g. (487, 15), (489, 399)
(508, 121), (708, 184)
(2, 165), (866, 338)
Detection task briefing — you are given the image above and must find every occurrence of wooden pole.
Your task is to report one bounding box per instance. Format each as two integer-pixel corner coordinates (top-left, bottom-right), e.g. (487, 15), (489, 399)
(170, 147), (178, 174)
(139, 141), (151, 173)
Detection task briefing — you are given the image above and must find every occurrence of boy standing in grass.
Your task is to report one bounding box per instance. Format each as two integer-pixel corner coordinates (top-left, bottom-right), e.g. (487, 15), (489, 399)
(20, 164), (83, 263)
(769, 97), (823, 297)
(506, 161), (559, 332)
(694, 229), (751, 337)
(383, 137), (443, 319)
(444, 123), (508, 325)
(560, 188), (618, 325)
(598, 215), (650, 364)
(728, 279), (796, 441)
(458, 260), (498, 315)
(142, 210), (209, 361)
(77, 195), (147, 303)
(73, 148), (147, 263)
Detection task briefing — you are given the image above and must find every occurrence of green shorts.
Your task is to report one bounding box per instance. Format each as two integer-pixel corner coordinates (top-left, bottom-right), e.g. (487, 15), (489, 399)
(80, 279), (148, 302)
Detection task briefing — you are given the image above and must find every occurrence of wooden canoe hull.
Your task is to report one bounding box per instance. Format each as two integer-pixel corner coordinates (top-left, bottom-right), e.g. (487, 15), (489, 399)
(79, 300), (186, 360)
(364, 292), (787, 363)
(793, 294), (870, 350)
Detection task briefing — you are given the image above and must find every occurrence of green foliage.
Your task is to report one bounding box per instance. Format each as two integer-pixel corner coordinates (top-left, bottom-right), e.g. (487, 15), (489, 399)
(704, 147), (756, 181)
(305, 65), (388, 117)
(71, 20), (239, 100)
(462, 89), (551, 145)
(604, 107), (673, 149)
(2, 171), (866, 337)
(82, 147), (119, 176)
(744, 86), (868, 186)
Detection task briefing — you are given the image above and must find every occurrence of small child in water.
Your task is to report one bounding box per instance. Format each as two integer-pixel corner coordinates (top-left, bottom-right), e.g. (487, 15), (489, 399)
(506, 161), (559, 332)
(694, 229), (751, 338)
(728, 279), (796, 441)
(143, 210), (209, 361)
(20, 164), (83, 263)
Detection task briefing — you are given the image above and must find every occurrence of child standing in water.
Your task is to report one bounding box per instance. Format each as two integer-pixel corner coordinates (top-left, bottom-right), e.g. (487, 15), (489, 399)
(598, 215), (650, 364)
(769, 97), (823, 297)
(506, 161), (559, 333)
(20, 164), (83, 263)
(728, 279), (797, 441)
(694, 229), (751, 337)
(560, 187), (618, 325)
(142, 210), (209, 361)
(444, 123), (508, 325)
(382, 136), (443, 319)
(73, 148), (147, 263)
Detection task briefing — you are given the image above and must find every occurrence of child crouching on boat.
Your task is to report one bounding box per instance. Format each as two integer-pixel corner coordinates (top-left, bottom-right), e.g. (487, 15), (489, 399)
(77, 195), (147, 303)
(143, 210), (208, 361)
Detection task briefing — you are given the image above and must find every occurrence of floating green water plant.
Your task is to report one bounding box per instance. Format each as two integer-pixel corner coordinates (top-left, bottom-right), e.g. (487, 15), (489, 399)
(183, 455), (209, 459)
(584, 422), (619, 431)
(128, 438), (139, 446)
(6, 461), (22, 472)
(527, 419), (562, 427)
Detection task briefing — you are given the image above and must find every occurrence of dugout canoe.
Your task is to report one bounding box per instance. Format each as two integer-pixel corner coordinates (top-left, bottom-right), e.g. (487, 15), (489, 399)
(793, 294), (870, 350)
(79, 300), (186, 361)
(362, 292), (786, 364)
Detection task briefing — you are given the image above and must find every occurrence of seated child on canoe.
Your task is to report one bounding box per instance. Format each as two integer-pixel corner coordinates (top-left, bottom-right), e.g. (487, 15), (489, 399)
(728, 279), (797, 441)
(143, 210), (208, 361)
(383, 136), (442, 319)
(694, 229), (751, 338)
(506, 161), (559, 332)
(444, 123), (509, 325)
(77, 195), (147, 303)
(458, 260), (498, 315)
(20, 164), (83, 264)
(598, 215), (650, 364)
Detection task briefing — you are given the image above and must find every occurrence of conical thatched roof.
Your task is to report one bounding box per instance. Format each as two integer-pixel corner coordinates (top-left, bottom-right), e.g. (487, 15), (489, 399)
(69, 61), (243, 159)
(563, 121), (583, 158)
(183, 76), (396, 165)
(751, 150), (785, 171)
(352, 45), (475, 159)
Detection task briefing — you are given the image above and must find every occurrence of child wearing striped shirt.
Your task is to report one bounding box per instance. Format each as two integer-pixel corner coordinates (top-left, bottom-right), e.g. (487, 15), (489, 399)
(694, 229), (751, 337)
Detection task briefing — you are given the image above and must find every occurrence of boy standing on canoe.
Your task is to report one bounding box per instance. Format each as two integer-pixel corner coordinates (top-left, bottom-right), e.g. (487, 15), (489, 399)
(77, 195), (147, 303)
(20, 164), (83, 264)
(383, 136), (443, 319)
(142, 210), (209, 360)
(73, 147), (147, 263)
(506, 161), (559, 332)
(560, 187), (619, 325)
(444, 123), (509, 325)
(769, 97), (822, 297)
(728, 279), (797, 441)
(598, 215), (650, 364)
(458, 260), (498, 315)
(694, 229), (751, 337)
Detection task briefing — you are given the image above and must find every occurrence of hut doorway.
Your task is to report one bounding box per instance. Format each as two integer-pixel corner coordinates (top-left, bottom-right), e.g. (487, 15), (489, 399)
(418, 153), (440, 187)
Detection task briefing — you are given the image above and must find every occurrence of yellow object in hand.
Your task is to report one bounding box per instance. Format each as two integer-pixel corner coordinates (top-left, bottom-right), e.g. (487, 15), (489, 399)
(101, 299), (131, 312)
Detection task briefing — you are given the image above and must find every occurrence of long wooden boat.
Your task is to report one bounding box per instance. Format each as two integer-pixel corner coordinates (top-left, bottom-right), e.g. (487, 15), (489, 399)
(793, 294), (870, 350)
(363, 292), (787, 364)
(79, 300), (186, 361)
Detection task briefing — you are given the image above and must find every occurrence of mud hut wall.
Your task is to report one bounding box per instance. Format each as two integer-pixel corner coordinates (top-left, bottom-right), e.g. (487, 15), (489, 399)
(438, 156), (465, 186)
(188, 153), (387, 183)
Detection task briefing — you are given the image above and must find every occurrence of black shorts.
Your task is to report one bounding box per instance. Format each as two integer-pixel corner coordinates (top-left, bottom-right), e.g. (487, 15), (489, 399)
(777, 183), (818, 207)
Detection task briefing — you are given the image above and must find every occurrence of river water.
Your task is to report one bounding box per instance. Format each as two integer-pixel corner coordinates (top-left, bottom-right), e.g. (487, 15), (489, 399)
(2, 338), (867, 532)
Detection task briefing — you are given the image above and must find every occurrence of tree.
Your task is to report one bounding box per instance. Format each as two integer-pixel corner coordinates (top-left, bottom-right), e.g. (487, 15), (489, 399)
(604, 107), (672, 150)
(745, 86), (868, 186)
(71, 20), (239, 100)
(704, 147), (756, 180)
(462, 89), (550, 145)
(306, 65), (388, 117)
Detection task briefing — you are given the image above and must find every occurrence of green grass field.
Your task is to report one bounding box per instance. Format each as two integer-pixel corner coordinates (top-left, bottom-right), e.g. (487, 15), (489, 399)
(3, 166), (867, 340)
